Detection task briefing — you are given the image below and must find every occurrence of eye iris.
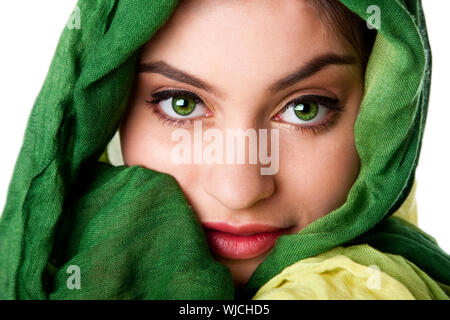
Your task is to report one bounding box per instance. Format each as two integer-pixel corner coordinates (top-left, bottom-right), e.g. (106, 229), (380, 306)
(294, 102), (318, 121)
(172, 96), (195, 115)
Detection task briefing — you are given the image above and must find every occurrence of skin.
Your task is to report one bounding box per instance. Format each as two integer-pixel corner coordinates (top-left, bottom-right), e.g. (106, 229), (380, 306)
(120, 0), (363, 287)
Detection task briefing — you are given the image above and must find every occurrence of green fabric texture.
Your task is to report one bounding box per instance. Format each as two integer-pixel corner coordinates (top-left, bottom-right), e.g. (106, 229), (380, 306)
(0, 0), (449, 299)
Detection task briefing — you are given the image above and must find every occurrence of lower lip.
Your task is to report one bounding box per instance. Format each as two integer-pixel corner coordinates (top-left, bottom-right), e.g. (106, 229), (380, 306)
(204, 229), (286, 260)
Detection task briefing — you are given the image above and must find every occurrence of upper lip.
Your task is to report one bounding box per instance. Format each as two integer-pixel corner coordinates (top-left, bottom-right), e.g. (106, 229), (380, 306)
(201, 222), (288, 236)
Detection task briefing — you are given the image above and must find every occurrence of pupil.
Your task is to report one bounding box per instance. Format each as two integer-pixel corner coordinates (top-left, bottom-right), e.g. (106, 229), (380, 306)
(294, 102), (317, 121)
(176, 99), (187, 107)
(296, 104), (310, 113)
(173, 97), (195, 115)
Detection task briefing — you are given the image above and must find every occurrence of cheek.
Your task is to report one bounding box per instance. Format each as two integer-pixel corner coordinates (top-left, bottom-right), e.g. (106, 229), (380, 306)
(120, 103), (203, 202)
(120, 103), (184, 173)
(120, 75), (180, 173)
(279, 131), (360, 224)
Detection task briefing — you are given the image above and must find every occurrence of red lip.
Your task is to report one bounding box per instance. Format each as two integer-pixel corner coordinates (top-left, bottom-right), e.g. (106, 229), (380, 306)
(201, 222), (290, 260)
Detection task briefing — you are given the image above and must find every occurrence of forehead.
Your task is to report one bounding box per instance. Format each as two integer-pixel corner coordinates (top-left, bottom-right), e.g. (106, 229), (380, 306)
(140, 0), (354, 91)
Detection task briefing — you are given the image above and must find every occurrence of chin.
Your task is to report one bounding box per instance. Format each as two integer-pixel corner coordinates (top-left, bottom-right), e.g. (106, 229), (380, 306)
(214, 250), (272, 287)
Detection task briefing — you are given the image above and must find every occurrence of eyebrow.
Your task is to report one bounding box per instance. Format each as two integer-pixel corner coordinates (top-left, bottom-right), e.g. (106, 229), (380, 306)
(138, 53), (356, 98)
(138, 60), (221, 97)
(268, 54), (357, 93)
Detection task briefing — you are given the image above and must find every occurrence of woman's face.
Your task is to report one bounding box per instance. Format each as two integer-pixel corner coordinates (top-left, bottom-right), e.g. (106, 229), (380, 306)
(120, 0), (363, 286)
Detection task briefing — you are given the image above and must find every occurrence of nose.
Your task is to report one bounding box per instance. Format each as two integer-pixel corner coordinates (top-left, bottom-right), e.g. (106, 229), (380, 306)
(203, 162), (275, 211)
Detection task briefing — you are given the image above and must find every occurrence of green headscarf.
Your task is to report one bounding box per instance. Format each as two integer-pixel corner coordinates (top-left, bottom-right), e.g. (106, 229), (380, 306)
(0, 0), (449, 299)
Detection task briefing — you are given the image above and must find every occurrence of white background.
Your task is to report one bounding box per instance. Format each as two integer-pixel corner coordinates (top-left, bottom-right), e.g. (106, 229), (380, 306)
(0, 1), (448, 252)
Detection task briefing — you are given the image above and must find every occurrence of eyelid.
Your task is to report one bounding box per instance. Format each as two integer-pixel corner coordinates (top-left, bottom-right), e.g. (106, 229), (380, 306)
(279, 94), (343, 114)
(149, 89), (204, 105)
(271, 94), (345, 135)
(146, 88), (213, 126)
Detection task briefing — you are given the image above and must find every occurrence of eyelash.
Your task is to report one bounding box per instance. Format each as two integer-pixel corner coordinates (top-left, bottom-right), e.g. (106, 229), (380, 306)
(146, 89), (206, 128)
(275, 95), (344, 135)
(145, 89), (344, 135)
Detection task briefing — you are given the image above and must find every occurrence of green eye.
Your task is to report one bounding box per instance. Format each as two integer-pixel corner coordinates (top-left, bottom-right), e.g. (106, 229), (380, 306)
(172, 96), (196, 115)
(294, 102), (318, 121)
